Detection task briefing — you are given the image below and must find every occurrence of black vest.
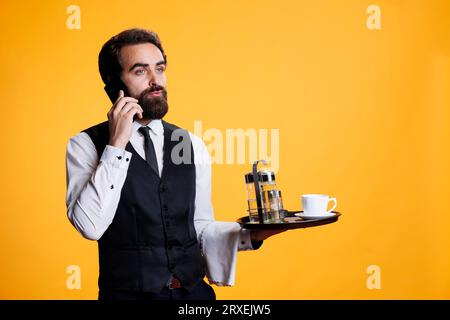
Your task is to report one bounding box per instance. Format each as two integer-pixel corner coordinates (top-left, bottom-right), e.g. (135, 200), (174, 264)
(82, 120), (205, 293)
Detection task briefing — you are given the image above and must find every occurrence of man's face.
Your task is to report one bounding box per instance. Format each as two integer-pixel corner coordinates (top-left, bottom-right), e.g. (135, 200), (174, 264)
(119, 43), (168, 120)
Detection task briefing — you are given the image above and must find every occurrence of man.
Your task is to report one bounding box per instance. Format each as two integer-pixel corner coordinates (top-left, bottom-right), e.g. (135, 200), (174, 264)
(65, 28), (283, 300)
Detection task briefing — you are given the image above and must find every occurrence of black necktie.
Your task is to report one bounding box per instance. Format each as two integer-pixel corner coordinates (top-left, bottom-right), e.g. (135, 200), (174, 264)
(138, 126), (159, 175)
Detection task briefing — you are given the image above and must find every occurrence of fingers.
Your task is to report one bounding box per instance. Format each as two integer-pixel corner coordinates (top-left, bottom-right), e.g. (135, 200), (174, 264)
(116, 96), (138, 109)
(120, 102), (143, 118)
(107, 90), (144, 121)
(127, 105), (143, 119)
(110, 90), (125, 111)
(117, 89), (124, 100)
(113, 97), (139, 117)
(108, 91), (137, 116)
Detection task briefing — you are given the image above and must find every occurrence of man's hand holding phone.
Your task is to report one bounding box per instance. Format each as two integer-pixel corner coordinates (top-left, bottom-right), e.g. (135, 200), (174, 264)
(108, 90), (143, 149)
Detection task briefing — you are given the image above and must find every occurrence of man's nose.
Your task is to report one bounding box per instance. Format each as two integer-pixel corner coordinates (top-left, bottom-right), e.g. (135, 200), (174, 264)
(147, 69), (160, 87)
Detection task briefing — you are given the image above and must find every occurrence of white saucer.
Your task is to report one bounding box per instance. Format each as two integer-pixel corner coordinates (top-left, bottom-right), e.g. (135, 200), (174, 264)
(294, 212), (336, 220)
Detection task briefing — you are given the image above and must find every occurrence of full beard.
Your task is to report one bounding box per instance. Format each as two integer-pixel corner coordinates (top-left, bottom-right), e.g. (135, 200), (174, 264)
(138, 86), (169, 120)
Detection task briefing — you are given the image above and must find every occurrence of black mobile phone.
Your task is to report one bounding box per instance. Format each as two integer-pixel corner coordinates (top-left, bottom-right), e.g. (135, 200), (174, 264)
(104, 79), (129, 103)
(104, 80), (141, 120)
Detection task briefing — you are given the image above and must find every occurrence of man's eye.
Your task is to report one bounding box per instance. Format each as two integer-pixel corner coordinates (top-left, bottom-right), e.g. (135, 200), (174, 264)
(157, 67), (165, 73)
(135, 69), (145, 75)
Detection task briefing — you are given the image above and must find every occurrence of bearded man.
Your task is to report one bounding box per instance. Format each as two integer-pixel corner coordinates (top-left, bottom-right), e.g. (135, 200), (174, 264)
(65, 28), (283, 301)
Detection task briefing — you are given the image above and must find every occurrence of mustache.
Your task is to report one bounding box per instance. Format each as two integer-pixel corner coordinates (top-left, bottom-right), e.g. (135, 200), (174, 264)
(140, 85), (166, 96)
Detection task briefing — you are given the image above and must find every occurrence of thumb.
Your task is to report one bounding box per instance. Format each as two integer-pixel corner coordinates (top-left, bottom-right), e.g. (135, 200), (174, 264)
(118, 90), (124, 99)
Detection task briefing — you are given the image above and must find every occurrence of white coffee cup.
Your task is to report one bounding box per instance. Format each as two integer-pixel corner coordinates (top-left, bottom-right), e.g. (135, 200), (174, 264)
(302, 194), (337, 216)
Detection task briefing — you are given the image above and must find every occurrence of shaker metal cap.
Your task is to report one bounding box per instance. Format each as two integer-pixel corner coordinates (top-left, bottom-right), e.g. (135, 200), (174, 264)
(267, 189), (282, 198)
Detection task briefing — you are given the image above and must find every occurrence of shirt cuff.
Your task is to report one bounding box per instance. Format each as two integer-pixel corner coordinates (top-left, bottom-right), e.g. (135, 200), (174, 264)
(100, 145), (133, 169)
(237, 228), (263, 251)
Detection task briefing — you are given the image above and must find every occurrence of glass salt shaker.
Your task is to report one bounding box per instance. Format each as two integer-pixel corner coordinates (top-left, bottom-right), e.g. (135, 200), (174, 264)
(267, 189), (284, 222)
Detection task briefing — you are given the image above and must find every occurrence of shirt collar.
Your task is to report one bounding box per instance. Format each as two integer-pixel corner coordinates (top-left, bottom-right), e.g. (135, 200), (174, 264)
(133, 119), (164, 136)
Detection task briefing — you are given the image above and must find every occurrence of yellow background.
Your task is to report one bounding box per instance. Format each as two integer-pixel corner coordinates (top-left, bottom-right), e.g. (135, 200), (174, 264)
(0, 0), (449, 299)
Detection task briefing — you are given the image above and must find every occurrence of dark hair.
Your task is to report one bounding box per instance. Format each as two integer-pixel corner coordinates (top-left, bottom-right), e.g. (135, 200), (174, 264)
(98, 28), (167, 85)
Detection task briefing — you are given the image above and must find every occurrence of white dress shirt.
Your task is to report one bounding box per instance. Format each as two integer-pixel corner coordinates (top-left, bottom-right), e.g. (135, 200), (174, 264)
(65, 119), (256, 286)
